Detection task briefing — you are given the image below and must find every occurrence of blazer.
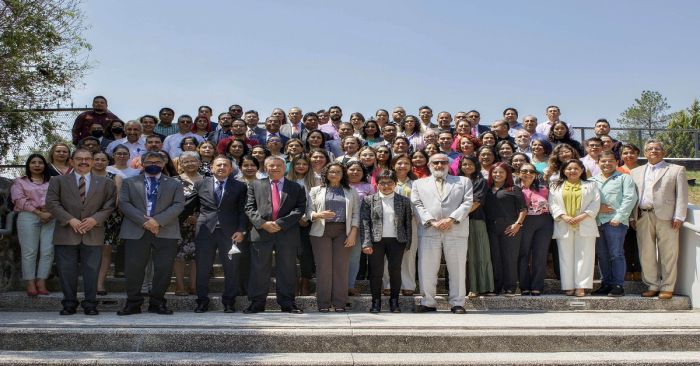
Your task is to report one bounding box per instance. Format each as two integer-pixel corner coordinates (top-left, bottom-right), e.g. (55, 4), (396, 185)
(245, 178), (306, 243)
(193, 175), (248, 238)
(630, 162), (688, 222)
(45, 173), (116, 246)
(410, 175), (473, 238)
(118, 174), (185, 240)
(307, 186), (360, 237)
(548, 180), (601, 239)
(256, 131), (290, 146)
(360, 193), (413, 249)
(279, 123), (303, 139)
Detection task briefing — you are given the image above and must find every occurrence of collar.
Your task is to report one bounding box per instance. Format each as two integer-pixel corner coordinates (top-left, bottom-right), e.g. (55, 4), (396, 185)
(648, 160), (666, 169)
(74, 171), (91, 180)
(145, 173), (162, 179)
(378, 191), (395, 199)
(270, 177), (285, 184)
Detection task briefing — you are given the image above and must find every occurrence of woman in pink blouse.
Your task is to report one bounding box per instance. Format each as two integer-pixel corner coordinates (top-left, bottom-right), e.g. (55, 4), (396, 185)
(11, 154), (55, 296)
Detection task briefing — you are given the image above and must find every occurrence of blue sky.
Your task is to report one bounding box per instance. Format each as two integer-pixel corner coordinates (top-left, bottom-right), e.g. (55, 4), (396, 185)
(71, 0), (700, 128)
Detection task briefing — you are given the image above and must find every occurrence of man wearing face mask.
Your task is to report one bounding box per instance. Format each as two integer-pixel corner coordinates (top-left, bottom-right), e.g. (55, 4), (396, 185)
(71, 96), (121, 145)
(89, 123), (113, 152)
(117, 152), (185, 315)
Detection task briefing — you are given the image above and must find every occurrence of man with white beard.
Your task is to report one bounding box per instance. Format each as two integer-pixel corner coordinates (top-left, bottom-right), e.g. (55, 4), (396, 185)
(411, 153), (473, 314)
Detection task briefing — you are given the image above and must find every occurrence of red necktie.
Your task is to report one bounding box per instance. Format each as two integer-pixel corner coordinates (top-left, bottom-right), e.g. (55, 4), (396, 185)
(271, 180), (280, 220)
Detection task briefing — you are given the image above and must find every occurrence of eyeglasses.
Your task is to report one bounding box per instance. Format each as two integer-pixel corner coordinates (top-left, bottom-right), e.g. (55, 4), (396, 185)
(377, 181), (396, 186)
(520, 169), (536, 174)
(645, 147), (663, 151)
(431, 161), (449, 165)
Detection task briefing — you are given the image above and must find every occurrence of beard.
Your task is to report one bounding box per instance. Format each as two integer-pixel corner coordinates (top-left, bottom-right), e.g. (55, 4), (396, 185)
(430, 166), (448, 179)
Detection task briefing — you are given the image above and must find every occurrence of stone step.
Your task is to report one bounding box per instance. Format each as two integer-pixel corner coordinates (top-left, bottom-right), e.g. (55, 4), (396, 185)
(1, 351), (700, 365)
(0, 291), (690, 312)
(0, 312), (698, 354)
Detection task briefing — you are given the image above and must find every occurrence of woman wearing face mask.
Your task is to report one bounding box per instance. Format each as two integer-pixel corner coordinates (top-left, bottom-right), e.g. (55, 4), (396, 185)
(105, 120), (126, 141)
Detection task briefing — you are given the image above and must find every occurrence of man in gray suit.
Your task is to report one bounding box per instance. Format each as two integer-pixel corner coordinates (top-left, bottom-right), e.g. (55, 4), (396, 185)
(411, 153), (473, 314)
(117, 151), (185, 315)
(631, 139), (688, 300)
(45, 149), (116, 315)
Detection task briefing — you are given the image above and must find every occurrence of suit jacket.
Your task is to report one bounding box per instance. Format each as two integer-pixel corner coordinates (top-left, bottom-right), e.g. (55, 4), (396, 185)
(410, 175), (473, 238)
(279, 123), (303, 139)
(360, 193), (413, 249)
(548, 180), (601, 239)
(45, 173), (117, 246)
(118, 174), (185, 240)
(256, 131), (290, 146)
(307, 186), (360, 237)
(99, 137), (114, 152)
(192, 175), (248, 238)
(630, 162), (688, 221)
(475, 124), (490, 135)
(245, 178), (306, 243)
(326, 139), (343, 159)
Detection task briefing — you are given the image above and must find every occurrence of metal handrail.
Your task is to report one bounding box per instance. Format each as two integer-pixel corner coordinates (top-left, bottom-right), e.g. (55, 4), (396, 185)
(683, 221), (700, 234)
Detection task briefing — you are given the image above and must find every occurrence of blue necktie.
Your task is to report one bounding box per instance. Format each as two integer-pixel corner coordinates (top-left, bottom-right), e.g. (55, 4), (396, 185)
(147, 176), (158, 216)
(215, 180), (224, 206)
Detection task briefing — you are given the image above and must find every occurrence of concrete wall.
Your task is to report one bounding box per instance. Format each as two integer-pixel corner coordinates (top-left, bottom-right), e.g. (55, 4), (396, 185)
(676, 205), (700, 308)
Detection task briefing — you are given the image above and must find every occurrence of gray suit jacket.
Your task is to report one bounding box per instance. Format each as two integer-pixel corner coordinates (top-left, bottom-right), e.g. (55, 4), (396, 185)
(118, 174), (185, 240)
(411, 175), (473, 238)
(360, 193), (413, 249)
(45, 173), (117, 246)
(631, 162), (688, 221)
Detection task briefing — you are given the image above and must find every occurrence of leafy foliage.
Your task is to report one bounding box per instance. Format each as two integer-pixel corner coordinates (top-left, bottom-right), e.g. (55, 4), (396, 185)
(658, 99), (700, 158)
(617, 90), (671, 146)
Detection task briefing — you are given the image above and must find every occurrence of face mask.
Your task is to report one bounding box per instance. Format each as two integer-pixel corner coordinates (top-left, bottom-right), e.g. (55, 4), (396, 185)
(144, 165), (162, 175)
(91, 130), (104, 138)
(112, 127), (124, 134)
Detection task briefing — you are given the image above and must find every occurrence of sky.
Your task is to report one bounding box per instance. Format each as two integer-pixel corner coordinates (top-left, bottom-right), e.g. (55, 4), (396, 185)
(70, 0), (700, 129)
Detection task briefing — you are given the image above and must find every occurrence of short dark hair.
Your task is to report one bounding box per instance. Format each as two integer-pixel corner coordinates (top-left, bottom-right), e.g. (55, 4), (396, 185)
(418, 105), (432, 112)
(621, 143), (640, 155)
(503, 107), (518, 117)
(93, 95), (107, 103)
(376, 169), (397, 183)
(328, 105), (342, 113)
(159, 107), (174, 115)
(239, 154), (260, 170)
(595, 118), (610, 126)
(198, 105), (212, 113)
(303, 112), (319, 122)
(146, 134), (163, 143)
(140, 115), (158, 124)
(585, 137), (603, 147)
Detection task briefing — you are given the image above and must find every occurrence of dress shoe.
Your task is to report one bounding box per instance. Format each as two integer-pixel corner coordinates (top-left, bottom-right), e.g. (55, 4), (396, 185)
(59, 307), (76, 315)
(503, 290), (516, 297)
(414, 305), (437, 313)
(26, 289), (38, 297)
(658, 291), (673, 300)
(318, 308), (330, 313)
(348, 288), (359, 296)
(223, 304), (236, 313)
(148, 304), (173, 315)
(520, 290), (531, 296)
(194, 303), (209, 313)
(243, 306), (264, 314)
(401, 289), (414, 296)
(389, 298), (401, 313)
(608, 285), (625, 297)
(591, 285), (611, 296)
(37, 289), (50, 296)
(334, 307), (346, 313)
(633, 272), (642, 281)
(467, 291), (478, 299)
(451, 306), (466, 314)
(624, 272), (634, 281)
(281, 304), (303, 314)
(382, 289), (391, 296)
(96, 290), (107, 296)
(574, 288), (586, 297)
(117, 306), (142, 316)
(84, 307), (99, 316)
(564, 290), (575, 296)
(531, 290), (541, 296)
(641, 290), (660, 298)
(370, 299), (381, 313)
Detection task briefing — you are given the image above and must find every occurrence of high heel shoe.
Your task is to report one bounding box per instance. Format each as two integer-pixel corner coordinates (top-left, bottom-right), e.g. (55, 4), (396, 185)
(389, 298), (401, 313)
(26, 289), (38, 297)
(370, 299), (381, 313)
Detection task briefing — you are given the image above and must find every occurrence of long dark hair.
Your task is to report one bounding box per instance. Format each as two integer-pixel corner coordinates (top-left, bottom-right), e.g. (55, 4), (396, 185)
(345, 160), (369, 183)
(24, 154), (51, 183)
(457, 155), (481, 181)
(487, 162), (515, 189)
(321, 162), (349, 188)
(553, 159), (588, 189)
(225, 138), (249, 166)
(304, 129), (327, 152)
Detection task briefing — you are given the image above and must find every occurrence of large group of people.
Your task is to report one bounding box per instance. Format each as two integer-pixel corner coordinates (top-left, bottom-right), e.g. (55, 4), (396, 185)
(9, 96), (690, 315)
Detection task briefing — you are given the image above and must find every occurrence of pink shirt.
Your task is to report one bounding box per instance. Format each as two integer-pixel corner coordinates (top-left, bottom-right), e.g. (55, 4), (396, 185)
(11, 177), (49, 212)
(521, 186), (550, 216)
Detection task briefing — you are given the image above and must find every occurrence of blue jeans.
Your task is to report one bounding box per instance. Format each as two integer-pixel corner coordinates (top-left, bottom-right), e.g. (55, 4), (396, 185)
(596, 223), (628, 287)
(16, 212), (55, 280)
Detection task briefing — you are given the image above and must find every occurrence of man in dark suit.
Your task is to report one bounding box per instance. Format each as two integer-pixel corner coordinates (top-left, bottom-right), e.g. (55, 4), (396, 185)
(45, 148), (116, 315)
(117, 151), (185, 315)
(192, 156), (248, 313)
(465, 110), (490, 136)
(256, 115), (289, 146)
(244, 156), (306, 313)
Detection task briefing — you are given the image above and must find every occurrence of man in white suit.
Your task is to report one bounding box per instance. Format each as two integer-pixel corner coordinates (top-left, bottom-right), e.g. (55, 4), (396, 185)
(411, 153), (473, 314)
(631, 139), (688, 300)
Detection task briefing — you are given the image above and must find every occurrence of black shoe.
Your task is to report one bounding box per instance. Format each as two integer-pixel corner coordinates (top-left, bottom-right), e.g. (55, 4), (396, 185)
(97, 291), (108, 296)
(243, 306), (264, 314)
(223, 304), (236, 313)
(389, 298), (401, 313)
(148, 304), (173, 315)
(414, 305), (437, 313)
(117, 306), (142, 316)
(281, 304), (303, 314)
(59, 307), (76, 316)
(592, 285), (612, 296)
(83, 307), (99, 316)
(370, 299), (381, 313)
(194, 303), (208, 313)
(608, 285), (625, 297)
(451, 306), (466, 314)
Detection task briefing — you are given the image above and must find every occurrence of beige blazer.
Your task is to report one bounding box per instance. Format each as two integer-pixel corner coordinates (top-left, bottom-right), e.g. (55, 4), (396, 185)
(548, 180), (601, 239)
(630, 162), (688, 221)
(307, 186), (360, 237)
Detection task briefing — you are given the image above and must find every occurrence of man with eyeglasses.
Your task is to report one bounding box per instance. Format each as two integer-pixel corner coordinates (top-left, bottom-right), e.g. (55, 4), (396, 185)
(630, 140), (688, 300)
(411, 153), (473, 314)
(228, 104), (244, 120)
(581, 137), (604, 177)
(162, 114), (205, 157)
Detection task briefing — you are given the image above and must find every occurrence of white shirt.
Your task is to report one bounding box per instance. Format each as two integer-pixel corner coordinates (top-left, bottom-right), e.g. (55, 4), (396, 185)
(73, 171), (91, 195)
(162, 132), (204, 158)
(581, 155), (601, 177)
(106, 137), (147, 164)
(379, 192), (397, 238)
(640, 160), (667, 209)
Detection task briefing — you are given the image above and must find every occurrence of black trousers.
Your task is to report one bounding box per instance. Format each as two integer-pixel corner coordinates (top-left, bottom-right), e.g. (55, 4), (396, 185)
(298, 225), (315, 279)
(367, 238), (405, 300)
(489, 223), (522, 293)
(623, 226), (641, 273)
(54, 244), (101, 309)
(195, 228), (240, 305)
(518, 214), (554, 292)
(124, 231), (177, 307)
(248, 239), (298, 309)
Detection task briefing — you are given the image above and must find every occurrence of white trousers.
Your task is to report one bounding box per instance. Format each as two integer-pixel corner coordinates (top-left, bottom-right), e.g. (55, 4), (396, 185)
(557, 233), (596, 290)
(418, 233), (468, 307)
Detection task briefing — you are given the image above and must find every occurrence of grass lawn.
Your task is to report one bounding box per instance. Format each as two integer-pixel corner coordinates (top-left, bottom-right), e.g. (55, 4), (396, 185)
(688, 170), (700, 206)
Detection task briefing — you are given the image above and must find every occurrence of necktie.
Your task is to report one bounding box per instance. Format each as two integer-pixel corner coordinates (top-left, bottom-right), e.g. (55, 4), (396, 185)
(271, 180), (281, 221)
(215, 180), (224, 206)
(78, 176), (86, 203)
(292, 123), (299, 135)
(147, 176), (158, 216)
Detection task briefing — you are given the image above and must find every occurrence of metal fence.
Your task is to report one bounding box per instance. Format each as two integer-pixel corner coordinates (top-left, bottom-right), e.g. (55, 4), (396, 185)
(572, 127), (700, 158)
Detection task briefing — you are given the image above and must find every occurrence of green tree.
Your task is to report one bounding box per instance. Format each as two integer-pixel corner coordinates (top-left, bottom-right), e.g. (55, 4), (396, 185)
(616, 90), (671, 147)
(659, 99), (700, 158)
(0, 0), (91, 162)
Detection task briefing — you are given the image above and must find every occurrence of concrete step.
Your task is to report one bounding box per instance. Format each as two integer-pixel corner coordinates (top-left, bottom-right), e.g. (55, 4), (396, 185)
(2, 351), (700, 365)
(0, 312), (699, 354)
(0, 291), (690, 312)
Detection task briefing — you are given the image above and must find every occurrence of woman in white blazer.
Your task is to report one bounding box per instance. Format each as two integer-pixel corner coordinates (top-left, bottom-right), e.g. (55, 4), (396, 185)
(548, 159), (601, 297)
(307, 162), (360, 312)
